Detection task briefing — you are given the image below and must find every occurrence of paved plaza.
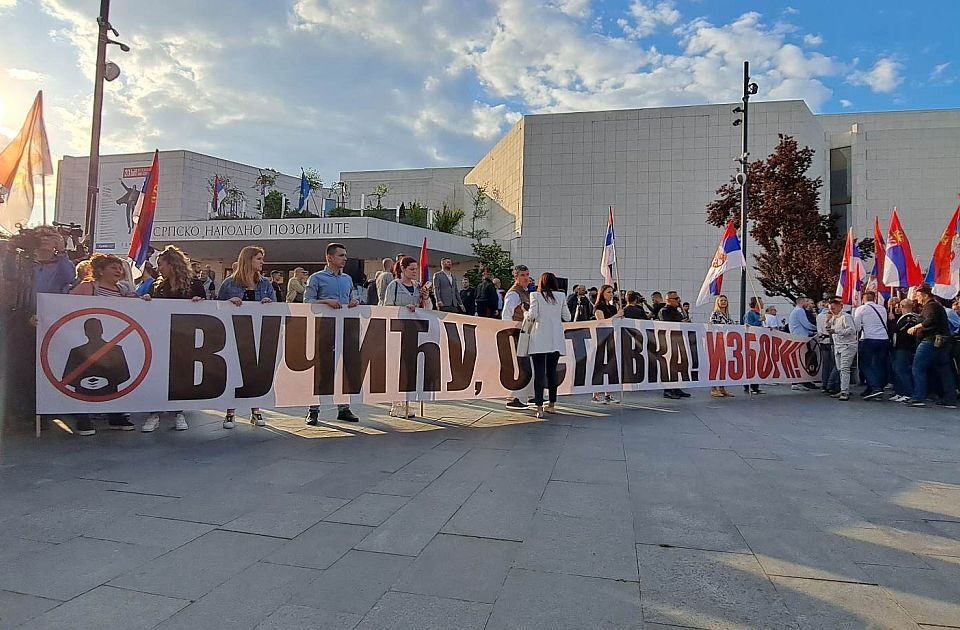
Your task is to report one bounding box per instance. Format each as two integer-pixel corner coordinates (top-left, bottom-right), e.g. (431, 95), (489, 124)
(1, 389), (960, 629)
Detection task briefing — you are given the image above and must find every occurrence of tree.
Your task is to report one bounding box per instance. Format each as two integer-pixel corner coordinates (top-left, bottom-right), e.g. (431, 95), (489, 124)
(706, 134), (872, 303)
(466, 184), (491, 242)
(370, 184), (389, 211)
(464, 240), (514, 289)
(207, 174), (245, 216)
(401, 201), (429, 228)
(261, 190), (289, 219)
(303, 168), (323, 191)
(432, 203), (465, 233)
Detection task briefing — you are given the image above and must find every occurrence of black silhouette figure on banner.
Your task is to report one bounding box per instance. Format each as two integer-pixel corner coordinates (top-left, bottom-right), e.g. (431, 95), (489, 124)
(116, 179), (141, 233)
(62, 319), (131, 397)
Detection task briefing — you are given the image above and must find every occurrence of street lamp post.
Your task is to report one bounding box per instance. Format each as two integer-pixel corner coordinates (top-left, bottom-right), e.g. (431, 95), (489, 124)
(83, 0), (129, 253)
(732, 61), (758, 323)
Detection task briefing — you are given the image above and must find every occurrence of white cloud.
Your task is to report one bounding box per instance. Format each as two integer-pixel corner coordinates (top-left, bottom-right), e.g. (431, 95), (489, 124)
(931, 62), (950, 78)
(29, 0), (855, 186)
(840, 99), (852, 108)
(550, 0), (591, 18)
(6, 68), (48, 81)
(620, 0), (680, 39)
(0, 0), (16, 9)
(803, 33), (822, 46)
(847, 57), (903, 93)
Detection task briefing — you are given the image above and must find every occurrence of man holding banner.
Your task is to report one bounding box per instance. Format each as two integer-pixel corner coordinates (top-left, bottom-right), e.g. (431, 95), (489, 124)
(305, 243), (361, 424)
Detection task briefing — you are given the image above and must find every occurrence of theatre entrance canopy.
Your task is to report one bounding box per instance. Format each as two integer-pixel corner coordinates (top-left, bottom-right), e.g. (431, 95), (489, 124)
(148, 216), (476, 267)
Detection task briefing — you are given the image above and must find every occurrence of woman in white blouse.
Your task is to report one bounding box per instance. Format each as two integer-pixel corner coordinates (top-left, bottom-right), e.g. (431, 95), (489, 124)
(526, 272), (572, 418)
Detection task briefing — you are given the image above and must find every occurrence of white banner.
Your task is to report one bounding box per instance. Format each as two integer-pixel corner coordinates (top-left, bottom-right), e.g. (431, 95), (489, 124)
(36, 295), (820, 414)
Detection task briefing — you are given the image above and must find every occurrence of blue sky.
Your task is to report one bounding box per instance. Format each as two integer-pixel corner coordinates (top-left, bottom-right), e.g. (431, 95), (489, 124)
(0, 0), (957, 212)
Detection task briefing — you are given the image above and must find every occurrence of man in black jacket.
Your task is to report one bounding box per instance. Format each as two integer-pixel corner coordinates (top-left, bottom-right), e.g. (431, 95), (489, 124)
(567, 284), (594, 321)
(659, 291), (691, 400)
(906, 286), (956, 408)
(889, 298), (920, 402)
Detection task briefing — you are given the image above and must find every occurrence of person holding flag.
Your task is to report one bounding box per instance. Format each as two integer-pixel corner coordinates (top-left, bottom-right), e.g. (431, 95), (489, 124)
(871, 217), (890, 302)
(697, 221), (744, 306)
(836, 228), (867, 306)
(883, 208), (924, 290)
(383, 255), (432, 418)
(599, 207), (617, 288)
(924, 201), (960, 300)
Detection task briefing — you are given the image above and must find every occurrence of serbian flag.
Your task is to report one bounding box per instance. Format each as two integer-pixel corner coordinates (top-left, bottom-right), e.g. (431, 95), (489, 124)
(882, 208), (922, 288)
(924, 201), (960, 300)
(836, 228), (867, 305)
(419, 237), (430, 284)
(871, 217), (890, 301)
(128, 150), (160, 271)
(211, 175), (227, 212)
(697, 220), (745, 306)
(599, 206), (616, 285)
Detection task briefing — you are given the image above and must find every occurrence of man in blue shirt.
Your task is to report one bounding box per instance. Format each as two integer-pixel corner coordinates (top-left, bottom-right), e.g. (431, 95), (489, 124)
(788, 297), (819, 390)
(305, 243), (360, 424)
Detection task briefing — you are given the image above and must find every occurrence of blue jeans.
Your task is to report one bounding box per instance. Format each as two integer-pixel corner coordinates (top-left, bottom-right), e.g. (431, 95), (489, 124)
(820, 344), (839, 391)
(892, 348), (914, 398)
(859, 338), (889, 392)
(912, 340), (956, 403)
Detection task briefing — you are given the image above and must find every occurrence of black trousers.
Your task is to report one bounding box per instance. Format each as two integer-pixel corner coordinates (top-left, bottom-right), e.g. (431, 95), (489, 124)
(531, 352), (561, 406)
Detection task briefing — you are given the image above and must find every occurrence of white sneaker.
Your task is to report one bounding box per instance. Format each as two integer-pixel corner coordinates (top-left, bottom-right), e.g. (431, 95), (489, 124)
(251, 412), (266, 427)
(791, 384), (804, 391)
(141, 414), (160, 433)
(223, 414), (235, 429)
(174, 413), (188, 431)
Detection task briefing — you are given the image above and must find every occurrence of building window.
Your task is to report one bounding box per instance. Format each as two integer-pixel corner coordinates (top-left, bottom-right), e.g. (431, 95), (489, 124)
(830, 147), (852, 233)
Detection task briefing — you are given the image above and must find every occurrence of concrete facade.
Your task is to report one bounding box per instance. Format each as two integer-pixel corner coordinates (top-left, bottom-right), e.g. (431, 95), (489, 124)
(343, 101), (960, 318)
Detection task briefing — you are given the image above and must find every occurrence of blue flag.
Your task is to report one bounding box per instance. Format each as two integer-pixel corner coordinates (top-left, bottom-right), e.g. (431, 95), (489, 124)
(297, 170), (311, 212)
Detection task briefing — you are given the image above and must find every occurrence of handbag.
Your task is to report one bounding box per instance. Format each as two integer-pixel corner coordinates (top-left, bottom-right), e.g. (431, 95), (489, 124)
(516, 314), (534, 357)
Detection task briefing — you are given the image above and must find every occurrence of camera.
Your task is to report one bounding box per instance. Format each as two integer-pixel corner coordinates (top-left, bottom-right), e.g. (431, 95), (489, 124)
(52, 222), (87, 261)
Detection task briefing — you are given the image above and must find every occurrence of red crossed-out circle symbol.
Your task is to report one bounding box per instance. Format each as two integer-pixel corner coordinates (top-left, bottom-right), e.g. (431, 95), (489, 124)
(40, 307), (152, 402)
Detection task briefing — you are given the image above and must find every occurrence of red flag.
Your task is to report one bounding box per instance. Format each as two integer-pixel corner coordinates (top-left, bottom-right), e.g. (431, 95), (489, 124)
(419, 237), (429, 285)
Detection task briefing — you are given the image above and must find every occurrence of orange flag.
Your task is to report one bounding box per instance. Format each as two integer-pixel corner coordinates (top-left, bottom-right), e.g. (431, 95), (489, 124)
(0, 91), (53, 232)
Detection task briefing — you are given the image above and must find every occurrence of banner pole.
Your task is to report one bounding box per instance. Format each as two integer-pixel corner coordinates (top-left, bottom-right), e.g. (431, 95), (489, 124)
(611, 206), (625, 405)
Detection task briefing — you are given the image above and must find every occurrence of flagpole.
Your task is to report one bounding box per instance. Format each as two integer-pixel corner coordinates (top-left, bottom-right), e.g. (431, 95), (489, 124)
(610, 206), (624, 309)
(41, 173), (47, 225)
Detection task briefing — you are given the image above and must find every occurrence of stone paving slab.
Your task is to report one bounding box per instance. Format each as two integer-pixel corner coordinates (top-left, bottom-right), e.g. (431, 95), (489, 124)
(4, 391), (960, 628)
(16, 586), (189, 630)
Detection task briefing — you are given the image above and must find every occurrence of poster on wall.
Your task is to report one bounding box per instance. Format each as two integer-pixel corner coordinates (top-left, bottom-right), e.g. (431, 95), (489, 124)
(94, 160), (153, 254)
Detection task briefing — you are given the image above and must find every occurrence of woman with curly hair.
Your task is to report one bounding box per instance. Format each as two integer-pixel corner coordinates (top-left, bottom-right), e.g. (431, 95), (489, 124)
(217, 245), (273, 429)
(140, 245), (205, 432)
(68, 253), (138, 435)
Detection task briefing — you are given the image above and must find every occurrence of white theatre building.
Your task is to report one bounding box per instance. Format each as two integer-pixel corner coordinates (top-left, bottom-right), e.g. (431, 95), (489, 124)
(342, 100), (960, 315)
(55, 100), (960, 314)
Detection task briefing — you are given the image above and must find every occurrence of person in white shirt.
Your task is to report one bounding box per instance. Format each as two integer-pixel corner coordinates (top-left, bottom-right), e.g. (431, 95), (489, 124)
(853, 290), (890, 400)
(816, 299), (839, 393)
(374, 258), (395, 306)
(763, 306), (781, 329)
(826, 298), (858, 401)
(503, 265), (533, 410)
(526, 272), (572, 418)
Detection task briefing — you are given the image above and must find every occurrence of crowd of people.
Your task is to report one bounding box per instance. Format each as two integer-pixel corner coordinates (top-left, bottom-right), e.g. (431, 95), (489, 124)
(4, 224), (959, 438)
